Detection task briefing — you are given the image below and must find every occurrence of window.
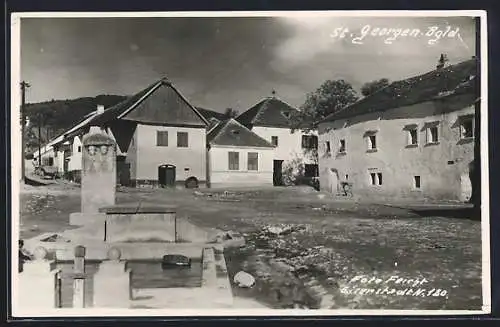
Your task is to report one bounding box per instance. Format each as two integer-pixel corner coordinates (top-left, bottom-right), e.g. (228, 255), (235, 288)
(414, 176), (421, 189)
(345, 174), (349, 180)
(77, 146), (82, 152)
(156, 131), (169, 146)
(228, 152), (239, 170)
(271, 136), (278, 147)
(460, 116), (474, 139)
(325, 141), (331, 154)
(426, 124), (439, 144)
(304, 164), (319, 178)
(370, 171), (382, 185)
(406, 127), (418, 146)
(339, 139), (346, 153)
(247, 152), (258, 171)
(177, 132), (188, 147)
(302, 135), (318, 149)
(365, 131), (377, 151)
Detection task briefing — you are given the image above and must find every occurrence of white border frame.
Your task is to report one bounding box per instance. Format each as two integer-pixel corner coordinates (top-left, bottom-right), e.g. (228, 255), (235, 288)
(10, 10), (490, 317)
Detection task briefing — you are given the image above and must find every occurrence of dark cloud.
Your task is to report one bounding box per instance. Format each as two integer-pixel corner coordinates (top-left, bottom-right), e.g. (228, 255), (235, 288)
(20, 15), (476, 112)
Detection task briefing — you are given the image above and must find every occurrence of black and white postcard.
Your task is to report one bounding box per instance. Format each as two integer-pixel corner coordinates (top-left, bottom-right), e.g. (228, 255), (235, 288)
(10, 11), (490, 317)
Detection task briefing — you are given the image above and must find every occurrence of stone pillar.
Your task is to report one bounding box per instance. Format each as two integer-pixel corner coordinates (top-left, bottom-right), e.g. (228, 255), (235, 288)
(19, 247), (61, 309)
(93, 248), (131, 308)
(81, 127), (116, 214)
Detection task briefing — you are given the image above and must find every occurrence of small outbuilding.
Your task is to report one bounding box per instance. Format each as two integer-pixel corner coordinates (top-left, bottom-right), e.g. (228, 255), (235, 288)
(207, 119), (275, 188)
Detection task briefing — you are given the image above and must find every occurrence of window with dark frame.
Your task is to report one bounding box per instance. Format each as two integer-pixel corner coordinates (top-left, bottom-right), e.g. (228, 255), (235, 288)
(414, 176), (421, 189)
(247, 152), (258, 171)
(228, 152), (239, 170)
(460, 117), (474, 139)
(370, 171), (382, 185)
(339, 139), (346, 153)
(408, 128), (418, 145)
(271, 136), (278, 146)
(368, 135), (377, 150)
(426, 124), (439, 144)
(156, 131), (169, 146)
(302, 135), (318, 149)
(177, 132), (188, 147)
(325, 141), (331, 154)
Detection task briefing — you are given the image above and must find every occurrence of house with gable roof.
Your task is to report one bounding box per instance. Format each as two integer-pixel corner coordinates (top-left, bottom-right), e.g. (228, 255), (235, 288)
(61, 77), (210, 188)
(207, 118), (275, 188)
(317, 57), (479, 202)
(236, 95), (318, 186)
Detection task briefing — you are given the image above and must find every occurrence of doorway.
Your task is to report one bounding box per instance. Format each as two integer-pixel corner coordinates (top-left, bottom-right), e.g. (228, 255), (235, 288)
(158, 164), (176, 187)
(460, 172), (472, 202)
(273, 160), (284, 186)
(329, 168), (339, 194)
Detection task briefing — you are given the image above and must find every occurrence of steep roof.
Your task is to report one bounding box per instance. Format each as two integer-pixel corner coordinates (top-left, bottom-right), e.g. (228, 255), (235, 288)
(89, 78), (209, 127)
(236, 97), (299, 129)
(322, 58), (478, 122)
(207, 118), (274, 148)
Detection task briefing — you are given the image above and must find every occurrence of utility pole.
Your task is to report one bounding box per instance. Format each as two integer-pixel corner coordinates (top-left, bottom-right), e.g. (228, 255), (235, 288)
(38, 112), (42, 167)
(20, 81), (30, 182)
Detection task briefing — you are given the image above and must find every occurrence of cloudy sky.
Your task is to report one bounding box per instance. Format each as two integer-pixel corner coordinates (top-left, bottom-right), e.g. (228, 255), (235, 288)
(20, 14), (476, 112)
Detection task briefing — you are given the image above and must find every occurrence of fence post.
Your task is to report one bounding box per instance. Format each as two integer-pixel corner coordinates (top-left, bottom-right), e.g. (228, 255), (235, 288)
(72, 245), (86, 308)
(19, 246), (61, 309)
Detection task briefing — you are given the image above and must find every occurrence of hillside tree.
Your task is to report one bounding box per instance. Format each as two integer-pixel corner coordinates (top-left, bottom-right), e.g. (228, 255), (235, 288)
(224, 108), (239, 119)
(290, 79), (359, 133)
(360, 78), (390, 97)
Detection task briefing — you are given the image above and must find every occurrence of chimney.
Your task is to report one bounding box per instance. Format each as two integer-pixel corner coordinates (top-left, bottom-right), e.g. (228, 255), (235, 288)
(97, 105), (105, 114)
(436, 54), (449, 70)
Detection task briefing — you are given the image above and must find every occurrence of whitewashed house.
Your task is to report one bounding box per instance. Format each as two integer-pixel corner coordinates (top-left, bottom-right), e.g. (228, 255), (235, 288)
(318, 58), (478, 202)
(207, 118), (274, 188)
(236, 96), (318, 185)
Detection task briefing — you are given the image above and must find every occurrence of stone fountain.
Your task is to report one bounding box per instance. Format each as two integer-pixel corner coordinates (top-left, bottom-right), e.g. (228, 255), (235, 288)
(20, 127), (236, 309)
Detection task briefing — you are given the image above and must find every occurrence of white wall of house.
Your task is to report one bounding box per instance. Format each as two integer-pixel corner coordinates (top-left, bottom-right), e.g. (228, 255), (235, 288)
(68, 136), (83, 171)
(251, 126), (318, 165)
(55, 149), (65, 173)
(127, 124), (207, 184)
(318, 94), (476, 201)
(208, 145), (274, 188)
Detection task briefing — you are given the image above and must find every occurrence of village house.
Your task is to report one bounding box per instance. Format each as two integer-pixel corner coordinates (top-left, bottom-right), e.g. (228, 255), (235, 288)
(317, 58), (479, 202)
(207, 118), (275, 188)
(236, 96), (318, 186)
(59, 78), (210, 188)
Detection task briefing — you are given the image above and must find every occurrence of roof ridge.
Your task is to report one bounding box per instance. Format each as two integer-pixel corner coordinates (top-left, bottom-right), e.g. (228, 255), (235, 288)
(322, 58), (476, 122)
(117, 80), (163, 119)
(250, 98), (270, 124)
(208, 119), (232, 144)
(168, 81), (210, 126)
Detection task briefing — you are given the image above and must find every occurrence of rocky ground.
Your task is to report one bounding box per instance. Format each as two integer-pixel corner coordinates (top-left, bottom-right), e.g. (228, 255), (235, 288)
(18, 183), (482, 310)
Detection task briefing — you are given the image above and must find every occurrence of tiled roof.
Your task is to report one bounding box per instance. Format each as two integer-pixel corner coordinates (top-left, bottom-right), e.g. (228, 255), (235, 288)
(236, 97), (299, 129)
(207, 118), (274, 148)
(89, 78), (209, 127)
(195, 107), (227, 121)
(322, 58), (478, 122)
